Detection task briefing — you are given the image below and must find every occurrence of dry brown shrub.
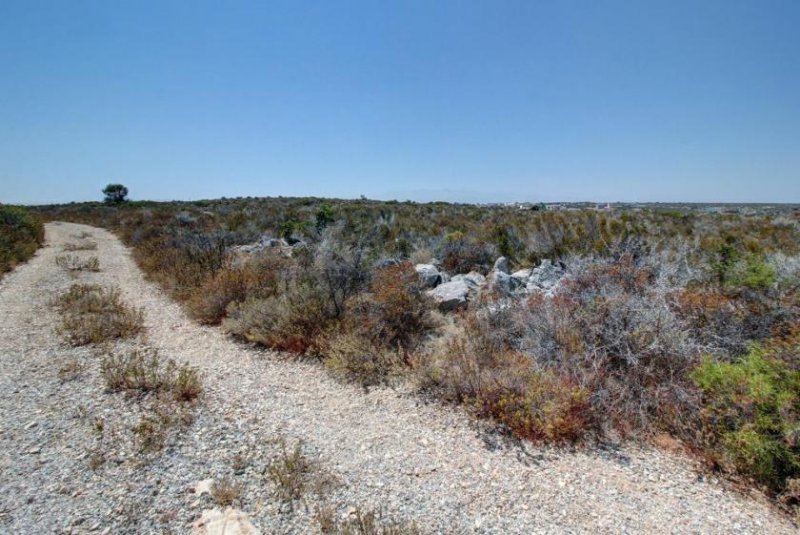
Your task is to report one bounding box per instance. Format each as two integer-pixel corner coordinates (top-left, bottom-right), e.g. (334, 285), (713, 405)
(316, 505), (420, 535)
(265, 438), (332, 503)
(210, 477), (241, 507)
(364, 262), (437, 350)
(101, 347), (202, 402)
(55, 284), (144, 345)
(223, 284), (333, 354)
(62, 240), (98, 251)
(185, 254), (286, 324)
(55, 254), (100, 272)
(322, 331), (404, 387)
(417, 318), (592, 442)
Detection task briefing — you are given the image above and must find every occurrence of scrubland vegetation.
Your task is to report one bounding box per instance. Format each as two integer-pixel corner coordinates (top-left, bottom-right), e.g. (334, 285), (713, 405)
(0, 204), (44, 276)
(54, 283), (144, 345)
(55, 253), (100, 272)
(36, 198), (800, 512)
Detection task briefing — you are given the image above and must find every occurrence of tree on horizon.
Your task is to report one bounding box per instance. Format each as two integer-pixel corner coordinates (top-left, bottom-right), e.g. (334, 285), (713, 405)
(102, 184), (129, 204)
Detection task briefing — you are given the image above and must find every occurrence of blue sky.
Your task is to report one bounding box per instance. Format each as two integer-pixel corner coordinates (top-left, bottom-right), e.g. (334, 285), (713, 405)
(1, 1), (799, 204)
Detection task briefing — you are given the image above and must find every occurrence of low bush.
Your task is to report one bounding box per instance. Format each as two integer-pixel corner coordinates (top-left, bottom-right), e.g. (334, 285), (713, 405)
(224, 284), (333, 354)
(102, 348), (202, 401)
(417, 320), (592, 442)
(55, 254), (100, 272)
(265, 438), (320, 503)
(55, 284), (144, 345)
(185, 253), (286, 324)
(223, 237), (369, 355)
(419, 254), (700, 440)
(732, 255), (777, 291)
(316, 506), (420, 535)
(323, 331), (404, 387)
(437, 232), (494, 274)
(0, 205), (44, 276)
(361, 262), (436, 350)
(62, 240), (98, 251)
(130, 397), (196, 454)
(132, 414), (169, 454)
(692, 344), (799, 494)
(321, 263), (437, 386)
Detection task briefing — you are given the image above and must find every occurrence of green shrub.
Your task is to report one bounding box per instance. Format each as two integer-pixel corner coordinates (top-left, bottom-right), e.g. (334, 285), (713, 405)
(692, 345), (800, 493)
(0, 205), (44, 276)
(733, 256), (776, 291)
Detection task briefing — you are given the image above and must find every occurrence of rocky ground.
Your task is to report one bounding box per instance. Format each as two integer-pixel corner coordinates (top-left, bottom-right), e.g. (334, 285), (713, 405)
(0, 222), (796, 534)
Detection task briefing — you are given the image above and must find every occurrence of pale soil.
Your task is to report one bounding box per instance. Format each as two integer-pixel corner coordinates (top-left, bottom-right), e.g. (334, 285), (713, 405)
(0, 222), (796, 534)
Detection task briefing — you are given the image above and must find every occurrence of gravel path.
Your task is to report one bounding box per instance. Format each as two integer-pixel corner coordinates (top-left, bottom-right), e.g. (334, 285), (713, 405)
(0, 222), (796, 534)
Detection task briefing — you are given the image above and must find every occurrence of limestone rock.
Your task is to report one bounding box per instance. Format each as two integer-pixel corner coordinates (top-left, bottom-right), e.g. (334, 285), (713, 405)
(450, 271), (485, 289)
(527, 259), (565, 293)
(493, 256), (510, 274)
(189, 478), (214, 496)
(426, 280), (470, 311)
(415, 264), (443, 288)
(488, 270), (519, 296)
(510, 268), (532, 283)
(192, 508), (259, 535)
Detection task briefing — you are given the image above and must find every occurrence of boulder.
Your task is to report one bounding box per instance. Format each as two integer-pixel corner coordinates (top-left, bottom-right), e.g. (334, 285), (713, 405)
(488, 270), (520, 296)
(426, 280), (471, 311)
(450, 271), (486, 288)
(493, 256), (510, 274)
(415, 264), (442, 288)
(192, 508), (259, 535)
(260, 237), (287, 248)
(228, 236), (288, 256)
(511, 268), (532, 283)
(527, 259), (565, 293)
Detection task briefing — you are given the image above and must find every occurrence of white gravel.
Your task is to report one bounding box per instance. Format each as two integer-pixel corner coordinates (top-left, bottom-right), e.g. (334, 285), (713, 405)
(0, 222), (796, 534)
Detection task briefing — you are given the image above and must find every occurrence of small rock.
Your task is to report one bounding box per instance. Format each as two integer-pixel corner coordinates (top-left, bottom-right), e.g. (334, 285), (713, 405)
(192, 508), (259, 535)
(190, 479), (214, 496)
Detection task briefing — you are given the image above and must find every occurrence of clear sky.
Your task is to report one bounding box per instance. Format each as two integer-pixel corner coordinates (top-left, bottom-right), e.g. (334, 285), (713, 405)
(2, 1), (799, 204)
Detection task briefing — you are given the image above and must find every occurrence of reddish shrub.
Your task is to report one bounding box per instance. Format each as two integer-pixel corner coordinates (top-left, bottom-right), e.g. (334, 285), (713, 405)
(186, 254), (285, 324)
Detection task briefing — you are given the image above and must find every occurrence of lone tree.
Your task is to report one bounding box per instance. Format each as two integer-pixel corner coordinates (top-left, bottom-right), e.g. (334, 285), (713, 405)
(102, 183), (129, 204)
